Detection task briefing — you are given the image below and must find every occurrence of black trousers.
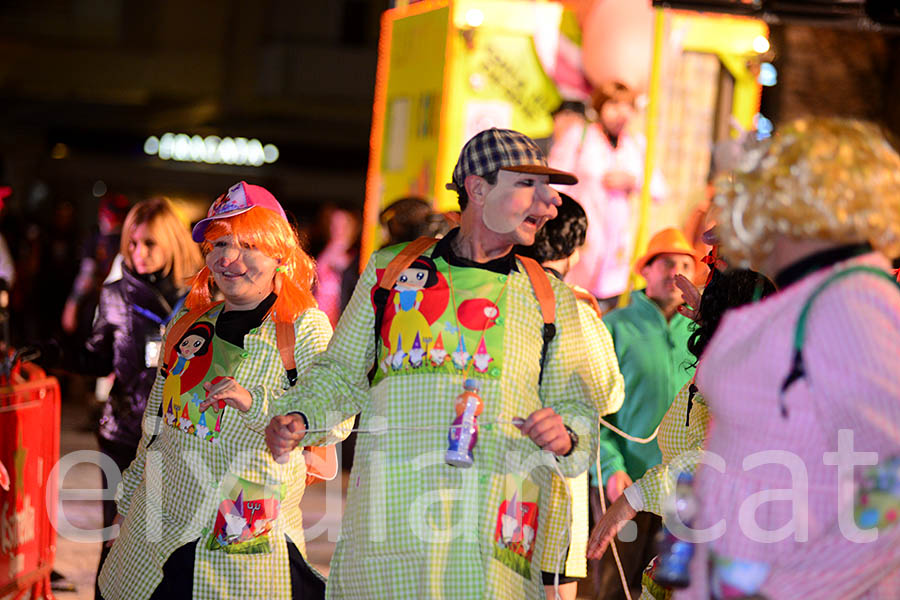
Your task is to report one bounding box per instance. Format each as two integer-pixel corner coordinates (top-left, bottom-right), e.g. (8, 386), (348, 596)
(149, 537), (324, 599)
(94, 437), (324, 599)
(588, 485), (662, 600)
(97, 536), (325, 599)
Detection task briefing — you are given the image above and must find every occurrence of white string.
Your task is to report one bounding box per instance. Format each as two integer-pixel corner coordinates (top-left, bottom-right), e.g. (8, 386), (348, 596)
(304, 417), (657, 442)
(300, 419), (525, 435)
(599, 415), (659, 444)
(591, 408), (657, 598)
(595, 442), (634, 600)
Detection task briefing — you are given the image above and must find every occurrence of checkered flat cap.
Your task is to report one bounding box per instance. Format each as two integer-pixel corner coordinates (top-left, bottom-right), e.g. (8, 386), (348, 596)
(446, 128), (577, 191)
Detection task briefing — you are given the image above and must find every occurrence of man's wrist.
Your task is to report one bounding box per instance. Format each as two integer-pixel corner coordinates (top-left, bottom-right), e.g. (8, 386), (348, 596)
(288, 411), (309, 430)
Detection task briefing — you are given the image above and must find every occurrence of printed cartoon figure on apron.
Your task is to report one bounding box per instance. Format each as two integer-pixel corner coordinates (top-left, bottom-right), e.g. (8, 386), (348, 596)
(208, 473), (285, 555)
(160, 309), (242, 443)
(163, 321), (214, 427)
(373, 248), (513, 380)
(494, 475), (540, 580)
(387, 256), (439, 369)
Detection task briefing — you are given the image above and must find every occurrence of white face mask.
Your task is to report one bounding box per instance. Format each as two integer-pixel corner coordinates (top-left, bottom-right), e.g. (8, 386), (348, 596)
(481, 194), (528, 234)
(479, 172), (532, 234)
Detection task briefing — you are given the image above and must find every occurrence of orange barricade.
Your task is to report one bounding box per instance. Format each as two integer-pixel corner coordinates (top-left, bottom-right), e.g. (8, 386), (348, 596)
(0, 365), (61, 600)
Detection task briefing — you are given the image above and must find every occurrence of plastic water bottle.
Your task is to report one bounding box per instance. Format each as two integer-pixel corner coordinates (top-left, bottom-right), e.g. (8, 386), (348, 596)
(445, 378), (483, 468)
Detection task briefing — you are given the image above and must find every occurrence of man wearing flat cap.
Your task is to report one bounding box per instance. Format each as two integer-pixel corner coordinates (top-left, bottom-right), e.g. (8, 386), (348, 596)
(264, 128), (611, 598)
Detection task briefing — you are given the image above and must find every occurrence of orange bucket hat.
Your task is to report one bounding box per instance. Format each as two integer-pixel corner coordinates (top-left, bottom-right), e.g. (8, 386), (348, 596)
(633, 227), (700, 274)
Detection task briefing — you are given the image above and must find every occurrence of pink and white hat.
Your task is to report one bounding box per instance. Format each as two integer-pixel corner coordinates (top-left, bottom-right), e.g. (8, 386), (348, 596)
(191, 181), (287, 242)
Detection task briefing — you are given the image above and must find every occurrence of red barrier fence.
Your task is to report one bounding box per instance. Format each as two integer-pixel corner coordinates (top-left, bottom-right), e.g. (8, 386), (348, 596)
(0, 370), (61, 600)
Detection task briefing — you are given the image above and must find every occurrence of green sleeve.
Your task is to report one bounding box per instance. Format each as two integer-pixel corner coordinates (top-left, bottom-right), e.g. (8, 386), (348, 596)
(632, 385), (709, 515)
(538, 282), (600, 478)
(241, 308), (335, 434)
(282, 256), (379, 445)
(595, 316), (626, 486)
(630, 449), (705, 516)
(576, 301), (625, 417)
(116, 368), (165, 516)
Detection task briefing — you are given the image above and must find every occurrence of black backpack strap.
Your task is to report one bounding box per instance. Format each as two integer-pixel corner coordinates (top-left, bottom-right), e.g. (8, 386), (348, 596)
(516, 255), (557, 385)
(686, 382), (698, 427)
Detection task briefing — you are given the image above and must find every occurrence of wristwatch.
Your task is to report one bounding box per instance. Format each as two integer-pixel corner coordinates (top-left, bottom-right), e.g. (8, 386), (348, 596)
(562, 425), (578, 457)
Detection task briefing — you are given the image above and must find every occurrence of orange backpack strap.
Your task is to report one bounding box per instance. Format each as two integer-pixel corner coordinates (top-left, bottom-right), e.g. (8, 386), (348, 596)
(277, 316), (338, 485)
(379, 237), (440, 290)
(572, 287), (603, 320)
(161, 301), (224, 372)
(258, 316), (339, 480)
(517, 255), (556, 324)
(265, 316), (340, 481)
(516, 255), (557, 384)
(369, 237), (439, 383)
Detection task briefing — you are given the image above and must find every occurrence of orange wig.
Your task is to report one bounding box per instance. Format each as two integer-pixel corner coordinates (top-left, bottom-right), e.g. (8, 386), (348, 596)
(185, 207), (317, 323)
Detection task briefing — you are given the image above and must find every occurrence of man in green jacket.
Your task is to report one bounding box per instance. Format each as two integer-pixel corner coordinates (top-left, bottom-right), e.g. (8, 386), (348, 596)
(592, 227), (698, 600)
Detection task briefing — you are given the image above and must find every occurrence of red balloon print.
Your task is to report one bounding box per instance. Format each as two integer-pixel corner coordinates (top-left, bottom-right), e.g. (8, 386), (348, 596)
(457, 298), (500, 331)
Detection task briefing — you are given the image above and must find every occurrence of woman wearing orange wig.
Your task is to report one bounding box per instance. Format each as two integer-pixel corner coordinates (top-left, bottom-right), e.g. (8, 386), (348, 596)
(100, 182), (346, 600)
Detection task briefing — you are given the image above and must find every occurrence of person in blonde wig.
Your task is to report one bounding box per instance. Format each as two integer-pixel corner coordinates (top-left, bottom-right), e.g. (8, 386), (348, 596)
(714, 118), (900, 271)
(119, 197), (204, 287)
(681, 117), (900, 599)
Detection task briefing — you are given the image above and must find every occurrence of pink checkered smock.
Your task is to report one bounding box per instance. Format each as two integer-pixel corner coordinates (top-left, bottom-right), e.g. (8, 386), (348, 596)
(679, 253), (900, 600)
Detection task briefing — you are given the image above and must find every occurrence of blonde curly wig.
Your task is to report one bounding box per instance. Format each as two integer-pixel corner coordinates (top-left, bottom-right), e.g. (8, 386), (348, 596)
(713, 117), (900, 269)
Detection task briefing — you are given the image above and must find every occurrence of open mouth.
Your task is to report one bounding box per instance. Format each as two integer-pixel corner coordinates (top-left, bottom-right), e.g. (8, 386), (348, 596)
(523, 216), (540, 226)
(219, 271), (246, 279)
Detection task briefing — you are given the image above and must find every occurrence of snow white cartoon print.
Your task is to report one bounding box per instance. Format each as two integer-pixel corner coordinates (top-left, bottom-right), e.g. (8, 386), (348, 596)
(387, 256), (439, 369)
(162, 321), (214, 431)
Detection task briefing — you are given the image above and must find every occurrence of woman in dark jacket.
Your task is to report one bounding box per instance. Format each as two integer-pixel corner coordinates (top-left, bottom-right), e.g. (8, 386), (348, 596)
(73, 197), (202, 597)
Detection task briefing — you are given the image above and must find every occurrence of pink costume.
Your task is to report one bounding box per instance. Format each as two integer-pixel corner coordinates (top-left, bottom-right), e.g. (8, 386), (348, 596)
(314, 246), (349, 327)
(548, 122), (665, 299)
(679, 254), (900, 599)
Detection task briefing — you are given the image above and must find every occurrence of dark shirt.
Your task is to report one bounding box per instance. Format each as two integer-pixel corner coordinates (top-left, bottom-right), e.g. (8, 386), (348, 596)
(215, 292), (277, 348)
(774, 243), (873, 289)
(432, 227), (519, 274)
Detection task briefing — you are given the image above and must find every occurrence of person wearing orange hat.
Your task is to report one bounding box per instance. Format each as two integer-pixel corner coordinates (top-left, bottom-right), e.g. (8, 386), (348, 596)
(591, 227), (698, 600)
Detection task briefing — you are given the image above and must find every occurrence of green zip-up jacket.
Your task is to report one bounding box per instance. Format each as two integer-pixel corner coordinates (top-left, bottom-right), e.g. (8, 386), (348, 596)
(593, 290), (695, 486)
